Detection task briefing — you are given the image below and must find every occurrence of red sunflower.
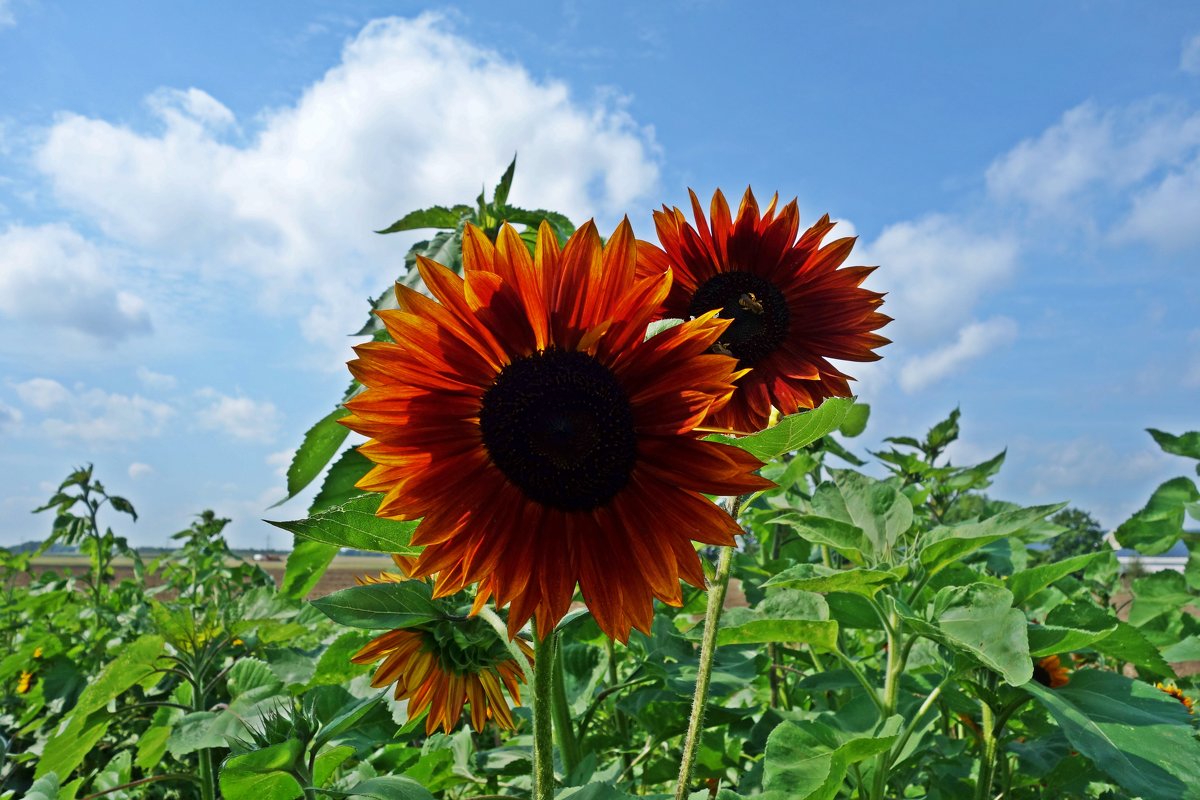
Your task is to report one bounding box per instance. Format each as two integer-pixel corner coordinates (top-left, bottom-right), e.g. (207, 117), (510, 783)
(343, 219), (771, 642)
(637, 188), (891, 432)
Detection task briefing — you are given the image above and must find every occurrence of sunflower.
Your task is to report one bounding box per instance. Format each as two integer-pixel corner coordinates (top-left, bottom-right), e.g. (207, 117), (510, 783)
(354, 553), (420, 586)
(1156, 682), (1195, 714)
(16, 670), (33, 694)
(352, 623), (533, 734)
(343, 219), (771, 641)
(637, 188), (891, 432)
(1032, 655), (1070, 689)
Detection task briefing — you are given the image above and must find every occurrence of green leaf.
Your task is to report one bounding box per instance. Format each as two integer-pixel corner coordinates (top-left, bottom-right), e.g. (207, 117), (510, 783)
(1114, 477), (1200, 555)
(1128, 570), (1194, 627)
(1027, 602), (1119, 657)
(25, 773), (64, 800)
(837, 403), (870, 438)
(279, 408), (351, 504)
(1091, 621), (1175, 678)
(1160, 635), (1200, 662)
(305, 630), (375, 689)
(763, 563), (902, 597)
(310, 448), (374, 514)
(492, 155), (517, 209)
(311, 581), (440, 630)
(924, 584), (1032, 685)
(768, 514), (868, 565)
(919, 503), (1064, 575)
(280, 539), (338, 601)
(716, 590), (839, 649)
(1007, 551), (1110, 605)
(107, 495), (137, 521)
(342, 776), (437, 799)
(313, 744), (356, 788)
(707, 397), (856, 460)
(499, 207), (576, 240)
(644, 318), (684, 340)
(1147, 428), (1200, 461)
(38, 633), (165, 777)
(763, 720), (896, 800)
(314, 692), (383, 748)
(376, 205), (469, 235)
(825, 470), (913, 556)
(1025, 669), (1200, 800)
(269, 494), (419, 554)
(220, 739), (305, 800)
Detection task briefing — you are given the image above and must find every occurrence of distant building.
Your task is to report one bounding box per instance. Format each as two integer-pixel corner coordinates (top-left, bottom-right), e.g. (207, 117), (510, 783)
(1108, 534), (1189, 574)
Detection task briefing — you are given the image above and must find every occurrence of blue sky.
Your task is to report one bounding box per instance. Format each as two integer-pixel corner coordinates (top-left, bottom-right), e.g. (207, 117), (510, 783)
(1, 1), (1198, 547)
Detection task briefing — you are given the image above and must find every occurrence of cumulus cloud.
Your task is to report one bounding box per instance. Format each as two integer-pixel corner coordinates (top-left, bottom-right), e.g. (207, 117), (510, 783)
(0, 224), (152, 342)
(1183, 33), (1200, 75)
(1113, 157), (1200, 249)
(34, 14), (660, 350)
(15, 381), (175, 445)
(136, 366), (178, 391)
(14, 377), (71, 410)
(197, 390), (280, 442)
(128, 462), (154, 479)
(863, 215), (1019, 345)
(898, 317), (1018, 392)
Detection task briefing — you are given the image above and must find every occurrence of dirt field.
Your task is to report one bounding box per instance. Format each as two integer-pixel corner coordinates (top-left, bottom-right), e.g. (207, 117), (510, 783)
(24, 554), (396, 599)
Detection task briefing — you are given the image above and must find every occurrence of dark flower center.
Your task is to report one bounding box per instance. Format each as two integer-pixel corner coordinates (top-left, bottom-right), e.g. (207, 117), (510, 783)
(1032, 664), (1051, 687)
(479, 347), (637, 512)
(687, 271), (789, 367)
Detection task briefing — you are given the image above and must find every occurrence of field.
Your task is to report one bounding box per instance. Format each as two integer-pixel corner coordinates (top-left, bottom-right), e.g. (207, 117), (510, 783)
(25, 554), (396, 598)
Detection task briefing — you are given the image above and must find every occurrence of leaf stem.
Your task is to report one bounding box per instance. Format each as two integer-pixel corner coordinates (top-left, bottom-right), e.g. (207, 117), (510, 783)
(550, 632), (581, 777)
(674, 494), (745, 800)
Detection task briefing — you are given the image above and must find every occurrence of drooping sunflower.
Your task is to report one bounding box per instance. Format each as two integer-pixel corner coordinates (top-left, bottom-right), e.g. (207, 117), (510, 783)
(1032, 655), (1070, 689)
(1156, 682), (1195, 714)
(637, 188), (891, 432)
(343, 219), (771, 641)
(352, 623), (533, 734)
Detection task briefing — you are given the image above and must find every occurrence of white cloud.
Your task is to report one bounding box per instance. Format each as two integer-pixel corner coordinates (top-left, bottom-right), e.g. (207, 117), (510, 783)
(0, 224), (152, 341)
(1182, 33), (1200, 75)
(266, 448), (295, 479)
(1113, 156), (1200, 249)
(128, 462), (154, 479)
(136, 366), (178, 391)
(0, 402), (21, 432)
(197, 390), (280, 442)
(863, 215), (1019, 344)
(14, 377), (71, 410)
(34, 14), (660, 352)
(985, 101), (1200, 219)
(0, 0), (13, 28)
(898, 317), (1018, 392)
(28, 385), (175, 445)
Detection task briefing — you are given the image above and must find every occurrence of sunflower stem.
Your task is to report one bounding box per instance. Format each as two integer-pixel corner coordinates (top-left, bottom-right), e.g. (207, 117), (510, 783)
(550, 631), (582, 778)
(532, 631), (556, 800)
(674, 493), (745, 800)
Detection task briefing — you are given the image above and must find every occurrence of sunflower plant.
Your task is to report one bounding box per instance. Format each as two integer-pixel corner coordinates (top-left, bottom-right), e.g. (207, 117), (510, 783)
(255, 173), (1200, 800)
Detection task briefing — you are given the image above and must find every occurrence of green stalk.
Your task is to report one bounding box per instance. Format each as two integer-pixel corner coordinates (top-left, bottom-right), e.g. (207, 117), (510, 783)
(550, 632), (581, 777)
(975, 673), (1002, 800)
(674, 494), (746, 800)
(870, 608), (904, 800)
(532, 632), (556, 800)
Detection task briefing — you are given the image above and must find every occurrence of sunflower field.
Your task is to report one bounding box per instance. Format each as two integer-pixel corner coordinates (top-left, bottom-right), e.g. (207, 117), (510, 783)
(2, 162), (1199, 800)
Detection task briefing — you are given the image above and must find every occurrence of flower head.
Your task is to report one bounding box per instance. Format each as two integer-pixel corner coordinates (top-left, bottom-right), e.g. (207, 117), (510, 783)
(343, 219), (771, 641)
(352, 621), (532, 734)
(638, 188), (890, 432)
(16, 670), (33, 694)
(1156, 682), (1195, 714)
(1033, 655), (1070, 689)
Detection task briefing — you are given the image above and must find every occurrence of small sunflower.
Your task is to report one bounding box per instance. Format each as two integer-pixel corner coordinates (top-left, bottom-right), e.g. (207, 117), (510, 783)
(352, 622), (533, 734)
(355, 554), (420, 586)
(343, 219), (771, 641)
(1156, 682), (1195, 714)
(16, 670), (33, 694)
(637, 188), (890, 432)
(1032, 655), (1070, 689)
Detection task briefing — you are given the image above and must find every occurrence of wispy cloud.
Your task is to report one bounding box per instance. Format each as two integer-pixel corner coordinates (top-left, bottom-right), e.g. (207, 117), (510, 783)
(898, 317), (1018, 392)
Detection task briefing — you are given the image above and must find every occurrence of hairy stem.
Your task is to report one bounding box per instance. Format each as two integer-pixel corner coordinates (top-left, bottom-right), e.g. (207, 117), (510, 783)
(532, 632), (556, 800)
(674, 494), (746, 800)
